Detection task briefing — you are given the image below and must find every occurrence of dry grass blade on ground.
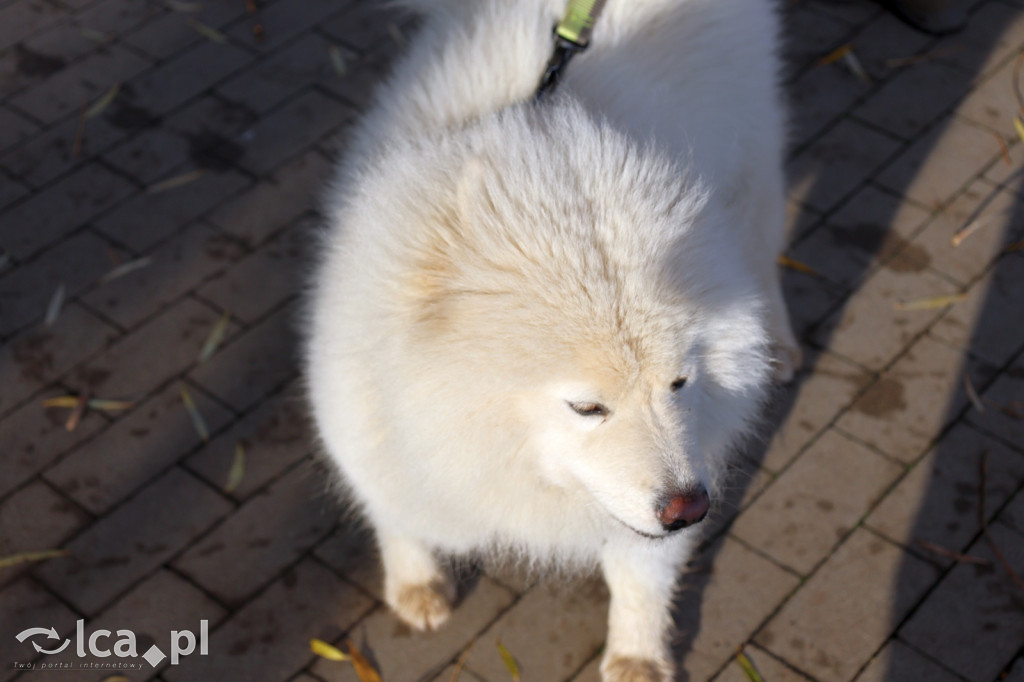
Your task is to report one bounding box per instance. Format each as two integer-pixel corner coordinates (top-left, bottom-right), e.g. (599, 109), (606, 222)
(99, 256), (153, 284)
(736, 649), (765, 682)
(495, 639), (521, 681)
(224, 443), (246, 493)
(198, 310), (231, 363)
(180, 384), (210, 442)
(0, 549), (70, 570)
(892, 293), (967, 311)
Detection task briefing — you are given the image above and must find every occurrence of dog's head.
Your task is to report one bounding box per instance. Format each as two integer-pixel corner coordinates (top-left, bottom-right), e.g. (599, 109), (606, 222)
(386, 103), (772, 537)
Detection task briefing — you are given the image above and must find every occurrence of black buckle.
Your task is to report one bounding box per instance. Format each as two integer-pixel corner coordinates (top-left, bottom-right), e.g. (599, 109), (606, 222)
(534, 35), (586, 102)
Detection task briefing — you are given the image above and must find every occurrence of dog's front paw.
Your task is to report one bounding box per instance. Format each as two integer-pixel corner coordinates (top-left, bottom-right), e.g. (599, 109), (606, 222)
(601, 656), (671, 682)
(770, 342), (803, 384)
(389, 578), (455, 631)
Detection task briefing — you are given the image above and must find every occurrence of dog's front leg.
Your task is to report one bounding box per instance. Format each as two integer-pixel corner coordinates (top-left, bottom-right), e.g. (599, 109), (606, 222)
(600, 535), (693, 682)
(377, 530), (455, 631)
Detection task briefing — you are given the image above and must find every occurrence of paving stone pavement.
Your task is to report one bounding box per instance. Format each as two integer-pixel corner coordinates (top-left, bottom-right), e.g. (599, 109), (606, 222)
(1, 0), (1023, 680)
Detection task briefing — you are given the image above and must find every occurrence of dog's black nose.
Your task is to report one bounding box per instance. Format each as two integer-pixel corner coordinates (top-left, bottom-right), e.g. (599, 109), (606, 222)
(656, 486), (710, 532)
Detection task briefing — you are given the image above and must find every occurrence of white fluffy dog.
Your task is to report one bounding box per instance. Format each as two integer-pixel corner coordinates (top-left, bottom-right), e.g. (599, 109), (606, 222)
(305, 0), (797, 679)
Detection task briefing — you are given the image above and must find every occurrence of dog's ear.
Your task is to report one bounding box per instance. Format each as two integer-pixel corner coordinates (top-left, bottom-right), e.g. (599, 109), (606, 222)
(405, 156), (489, 329)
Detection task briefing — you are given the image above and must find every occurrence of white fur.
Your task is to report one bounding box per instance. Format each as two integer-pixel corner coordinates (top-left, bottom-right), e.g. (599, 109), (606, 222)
(304, 1), (796, 679)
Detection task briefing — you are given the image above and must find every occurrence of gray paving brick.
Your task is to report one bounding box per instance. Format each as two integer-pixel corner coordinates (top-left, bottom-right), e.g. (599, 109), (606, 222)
(432, 665), (485, 682)
(904, 180), (1024, 286)
(876, 118), (1000, 209)
(3, 30), (92, 104)
(787, 64), (869, 150)
(460, 579), (599, 680)
(853, 61), (967, 140)
(0, 480), (89, 585)
(999, 487), (1024, 537)
(983, 137), (1024, 187)
(800, 0), (880, 26)
(0, 171), (29, 212)
(8, 45), (151, 125)
(35, 466), (232, 615)
(43, 381), (234, 515)
(188, 303), (299, 413)
(811, 183), (933, 269)
(780, 7), (855, 79)
(1007, 657), (1024, 682)
(74, 0), (162, 40)
(570, 656), (601, 682)
(783, 199), (820, 243)
(312, 522), (382, 600)
(714, 646), (812, 682)
(93, 170), (251, 254)
(900, 523), (1024, 680)
(756, 528), (939, 682)
(318, 44), (399, 113)
(679, 537), (802, 681)
(102, 128), (193, 185)
(0, 578), (78, 680)
(121, 0), (248, 61)
(173, 459), (335, 605)
(235, 89), (351, 176)
(845, 11), (931, 78)
(969, 352), (1024, 451)
(732, 428), (901, 575)
(315, 580), (517, 682)
(787, 119), (902, 213)
(217, 32), (338, 115)
(319, 1), (415, 55)
(120, 10), (203, 61)
(0, 110), (129, 188)
(225, 0), (350, 52)
(0, 301), (117, 415)
(184, 384), (311, 501)
(852, 639), (961, 682)
(955, 57), (1019, 134)
(0, 162), (135, 260)
(0, 0), (66, 53)
(0, 391), (108, 500)
(759, 348), (873, 474)
(810, 262), (961, 371)
(866, 423), (1024, 561)
(314, 578), (515, 682)
(0, 231), (124, 337)
(836, 335), (991, 463)
(69, 296), (229, 399)
(82, 220), (248, 328)
(162, 93), (257, 142)
(89, 568), (228, 677)
(206, 148), (330, 246)
(195, 217), (308, 323)
(126, 40), (252, 116)
(0, 105), (38, 151)
(779, 265), (846, 339)
(930, 253), (1024, 366)
(935, 0), (1024, 82)
(164, 558), (374, 682)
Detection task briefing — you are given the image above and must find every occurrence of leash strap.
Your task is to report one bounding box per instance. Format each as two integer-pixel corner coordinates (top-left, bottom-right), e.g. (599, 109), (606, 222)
(534, 0), (607, 101)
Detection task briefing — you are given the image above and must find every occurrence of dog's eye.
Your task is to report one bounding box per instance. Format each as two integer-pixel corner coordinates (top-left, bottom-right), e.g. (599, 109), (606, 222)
(568, 401), (609, 418)
(670, 377), (688, 391)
